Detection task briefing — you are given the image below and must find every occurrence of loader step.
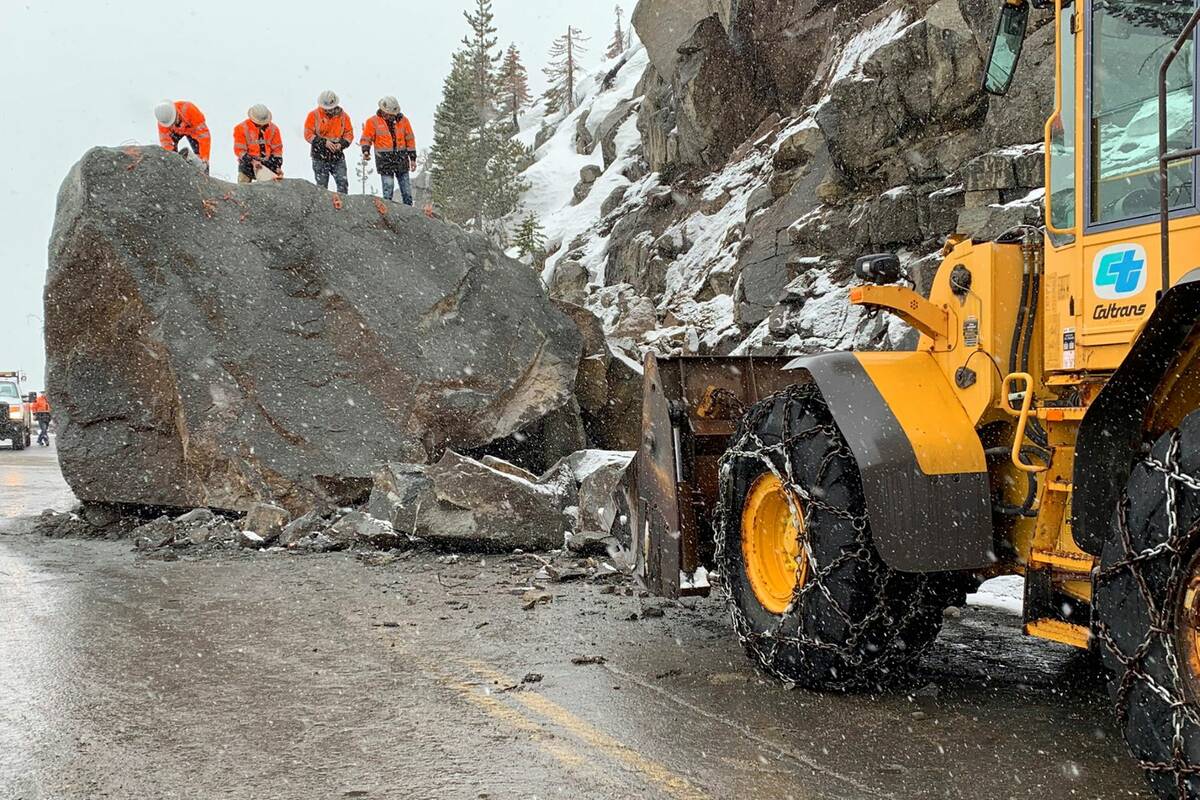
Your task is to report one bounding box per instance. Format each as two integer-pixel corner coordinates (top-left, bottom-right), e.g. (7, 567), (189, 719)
(1024, 619), (1090, 649)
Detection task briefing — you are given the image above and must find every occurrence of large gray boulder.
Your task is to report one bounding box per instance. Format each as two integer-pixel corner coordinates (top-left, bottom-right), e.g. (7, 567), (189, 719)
(632, 0), (733, 77)
(46, 146), (582, 514)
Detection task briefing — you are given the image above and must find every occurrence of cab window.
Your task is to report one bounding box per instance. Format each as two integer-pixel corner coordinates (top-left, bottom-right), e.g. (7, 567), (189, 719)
(1049, 7), (1077, 232)
(0, 383), (19, 399)
(1090, 0), (1195, 227)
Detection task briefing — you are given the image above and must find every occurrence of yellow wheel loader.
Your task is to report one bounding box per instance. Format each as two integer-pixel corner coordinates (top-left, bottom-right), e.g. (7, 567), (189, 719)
(631, 1), (1200, 796)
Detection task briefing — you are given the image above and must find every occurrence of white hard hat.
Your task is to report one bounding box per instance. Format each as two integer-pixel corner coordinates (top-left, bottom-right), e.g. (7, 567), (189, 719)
(318, 90), (339, 110)
(247, 104), (272, 125)
(378, 96), (401, 115)
(154, 101), (177, 127)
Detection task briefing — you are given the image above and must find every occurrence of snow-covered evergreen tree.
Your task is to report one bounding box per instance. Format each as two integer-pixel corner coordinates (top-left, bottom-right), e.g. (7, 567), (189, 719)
(497, 44), (532, 130)
(607, 6), (625, 59)
(543, 26), (589, 116)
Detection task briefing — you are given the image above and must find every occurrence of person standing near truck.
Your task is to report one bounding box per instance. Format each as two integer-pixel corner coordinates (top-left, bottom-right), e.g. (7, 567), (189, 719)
(360, 96), (416, 205)
(30, 393), (50, 447)
(304, 90), (353, 194)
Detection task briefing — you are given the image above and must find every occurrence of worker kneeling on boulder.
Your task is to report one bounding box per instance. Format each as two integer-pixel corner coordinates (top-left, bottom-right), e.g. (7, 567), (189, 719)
(155, 100), (212, 172)
(305, 90), (353, 194)
(234, 104), (283, 183)
(360, 96), (416, 205)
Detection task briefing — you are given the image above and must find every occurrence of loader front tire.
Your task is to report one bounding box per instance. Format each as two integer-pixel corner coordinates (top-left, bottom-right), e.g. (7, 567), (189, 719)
(715, 383), (945, 691)
(1095, 412), (1200, 800)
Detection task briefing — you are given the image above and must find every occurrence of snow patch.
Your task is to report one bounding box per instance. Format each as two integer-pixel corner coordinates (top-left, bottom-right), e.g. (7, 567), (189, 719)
(829, 10), (912, 84)
(968, 575), (1024, 615)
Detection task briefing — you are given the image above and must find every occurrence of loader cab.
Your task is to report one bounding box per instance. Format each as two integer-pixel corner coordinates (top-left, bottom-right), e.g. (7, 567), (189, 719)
(987, 0), (1200, 374)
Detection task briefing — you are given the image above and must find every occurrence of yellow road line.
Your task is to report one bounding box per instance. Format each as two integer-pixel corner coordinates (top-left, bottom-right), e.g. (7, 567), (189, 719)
(462, 659), (708, 800)
(436, 671), (592, 772)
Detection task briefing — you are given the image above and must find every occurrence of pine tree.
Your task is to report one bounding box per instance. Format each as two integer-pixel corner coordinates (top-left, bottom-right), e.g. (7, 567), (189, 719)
(431, 51), (482, 226)
(461, 0), (501, 120)
(513, 212), (546, 262)
(543, 26), (589, 116)
(431, 49), (530, 231)
(607, 6), (625, 59)
(480, 132), (530, 222)
(497, 44), (532, 130)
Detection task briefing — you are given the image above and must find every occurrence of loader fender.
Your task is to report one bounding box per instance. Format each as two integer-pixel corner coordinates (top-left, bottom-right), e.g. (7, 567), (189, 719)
(783, 351), (995, 572)
(1073, 269), (1200, 556)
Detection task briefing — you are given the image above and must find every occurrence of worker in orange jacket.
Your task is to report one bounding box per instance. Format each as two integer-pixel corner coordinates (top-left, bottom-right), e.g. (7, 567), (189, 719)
(30, 393), (50, 447)
(305, 90), (353, 194)
(360, 96), (417, 205)
(233, 105), (283, 183)
(155, 100), (212, 171)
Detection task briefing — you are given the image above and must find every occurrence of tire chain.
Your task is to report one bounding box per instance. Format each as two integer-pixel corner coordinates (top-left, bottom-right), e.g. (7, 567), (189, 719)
(713, 384), (941, 689)
(1095, 429), (1200, 796)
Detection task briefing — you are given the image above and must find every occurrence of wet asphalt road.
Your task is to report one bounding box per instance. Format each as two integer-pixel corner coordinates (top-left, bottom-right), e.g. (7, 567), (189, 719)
(0, 443), (1152, 799)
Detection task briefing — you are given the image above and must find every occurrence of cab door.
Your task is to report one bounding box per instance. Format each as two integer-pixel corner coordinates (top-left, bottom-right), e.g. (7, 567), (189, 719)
(1077, 0), (1198, 368)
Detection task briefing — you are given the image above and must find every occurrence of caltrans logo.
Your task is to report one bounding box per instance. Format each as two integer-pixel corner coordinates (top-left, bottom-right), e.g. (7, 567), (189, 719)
(1093, 244), (1148, 300)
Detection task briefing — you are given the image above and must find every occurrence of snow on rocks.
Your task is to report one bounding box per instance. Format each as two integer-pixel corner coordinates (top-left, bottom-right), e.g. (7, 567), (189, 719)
(826, 9), (913, 86)
(506, 0), (1051, 366)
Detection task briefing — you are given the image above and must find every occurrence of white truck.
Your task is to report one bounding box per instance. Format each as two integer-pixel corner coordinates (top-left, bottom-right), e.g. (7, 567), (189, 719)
(0, 372), (32, 450)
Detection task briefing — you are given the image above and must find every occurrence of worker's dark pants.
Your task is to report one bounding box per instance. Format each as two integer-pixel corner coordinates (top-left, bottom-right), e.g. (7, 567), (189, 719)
(36, 418), (49, 446)
(380, 170), (413, 205)
(313, 158), (349, 193)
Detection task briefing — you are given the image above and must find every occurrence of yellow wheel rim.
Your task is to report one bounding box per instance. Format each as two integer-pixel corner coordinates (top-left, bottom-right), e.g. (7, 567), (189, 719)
(741, 472), (808, 615)
(1178, 556), (1200, 701)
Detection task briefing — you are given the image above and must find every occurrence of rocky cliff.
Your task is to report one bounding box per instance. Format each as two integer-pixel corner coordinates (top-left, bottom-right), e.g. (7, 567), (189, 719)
(517, 0), (1053, 362)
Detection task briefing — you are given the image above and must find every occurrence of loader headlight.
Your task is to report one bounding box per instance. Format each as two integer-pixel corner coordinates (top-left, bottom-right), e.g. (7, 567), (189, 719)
(8, 406), (22, 420)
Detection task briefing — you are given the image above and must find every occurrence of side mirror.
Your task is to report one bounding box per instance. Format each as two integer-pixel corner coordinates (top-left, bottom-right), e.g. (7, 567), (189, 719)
(983, 1), (1030, 96)
(855, 253), (906, 284)
(26, 393), (36, 403)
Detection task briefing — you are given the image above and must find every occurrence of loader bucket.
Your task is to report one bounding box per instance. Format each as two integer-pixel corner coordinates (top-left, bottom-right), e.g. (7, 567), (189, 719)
(631, 354), (798, 598)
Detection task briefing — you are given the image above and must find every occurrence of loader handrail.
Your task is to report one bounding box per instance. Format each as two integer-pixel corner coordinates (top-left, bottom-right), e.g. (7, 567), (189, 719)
(1158, 8), (1200, 295)
(1003, 372), (1048, 474)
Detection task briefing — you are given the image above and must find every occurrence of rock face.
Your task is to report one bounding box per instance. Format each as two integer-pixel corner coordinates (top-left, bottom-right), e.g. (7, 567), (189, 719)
(632, 0), (733, 77)
(47, 147), (582, 514)
(530, 0), (1058, 359)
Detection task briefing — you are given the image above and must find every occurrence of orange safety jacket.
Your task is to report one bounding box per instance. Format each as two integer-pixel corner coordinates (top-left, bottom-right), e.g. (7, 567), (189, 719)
(360, 113), (416, 155)
(233, 119), (284, 160)
(30, 394), (49, 414)
(158, 101), (212, 161)
(302, 107), (352, 159)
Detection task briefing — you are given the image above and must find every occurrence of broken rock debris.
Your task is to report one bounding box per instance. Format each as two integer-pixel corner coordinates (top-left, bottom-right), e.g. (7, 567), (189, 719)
(35, 446), (637, 559)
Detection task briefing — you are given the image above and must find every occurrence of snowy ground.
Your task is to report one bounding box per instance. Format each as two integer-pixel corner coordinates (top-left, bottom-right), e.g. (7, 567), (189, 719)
(969, 574), (1025, 615)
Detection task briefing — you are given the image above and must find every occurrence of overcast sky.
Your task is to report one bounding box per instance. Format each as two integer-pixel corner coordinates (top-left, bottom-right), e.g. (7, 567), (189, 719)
(1, 0), (620, 388)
